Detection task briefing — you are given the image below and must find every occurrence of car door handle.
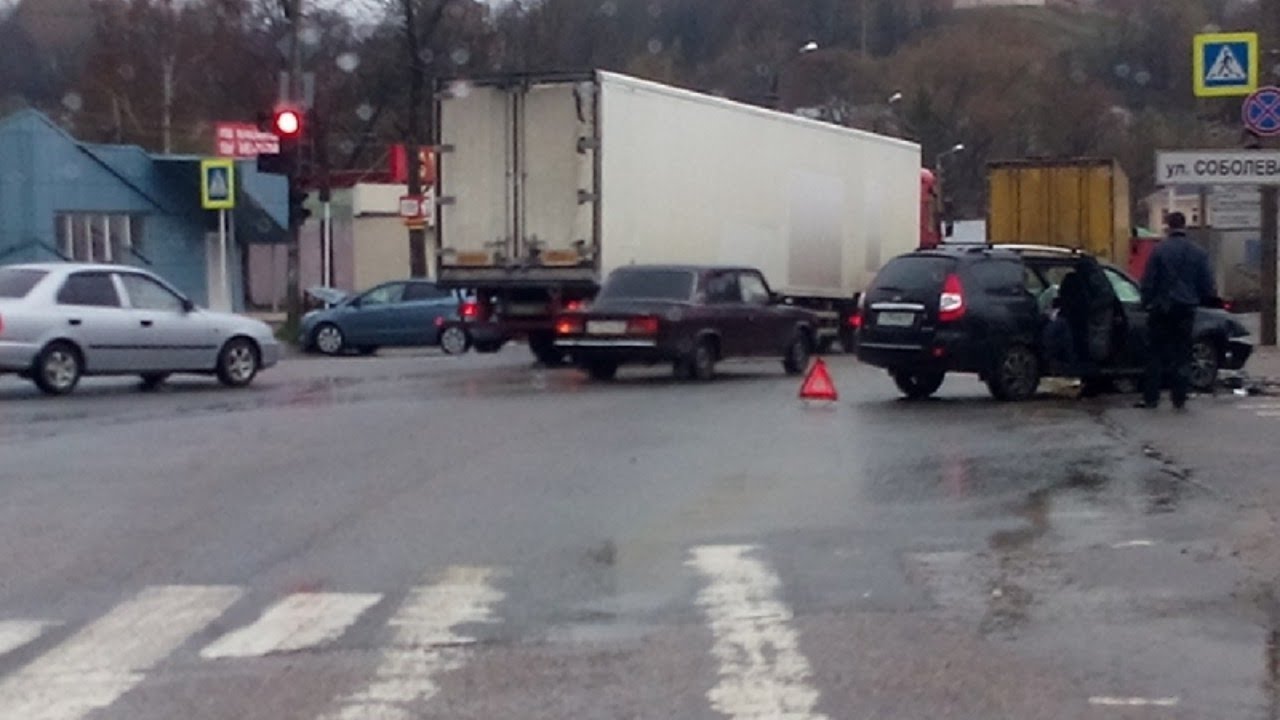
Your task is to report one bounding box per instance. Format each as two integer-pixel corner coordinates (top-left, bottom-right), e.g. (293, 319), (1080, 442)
(68, 318), (81, 326)
(140, 320), (153, 328)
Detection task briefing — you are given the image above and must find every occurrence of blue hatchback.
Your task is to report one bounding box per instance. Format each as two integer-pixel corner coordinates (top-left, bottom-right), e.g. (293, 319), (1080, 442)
(299, 280), (463, 355)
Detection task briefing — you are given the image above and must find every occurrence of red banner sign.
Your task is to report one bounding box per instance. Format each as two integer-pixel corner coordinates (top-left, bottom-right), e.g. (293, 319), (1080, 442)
(215, 122), (280, 158)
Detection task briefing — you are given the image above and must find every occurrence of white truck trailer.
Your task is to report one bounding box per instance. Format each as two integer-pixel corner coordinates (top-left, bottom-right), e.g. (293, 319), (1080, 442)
(434, 70), (921, 364)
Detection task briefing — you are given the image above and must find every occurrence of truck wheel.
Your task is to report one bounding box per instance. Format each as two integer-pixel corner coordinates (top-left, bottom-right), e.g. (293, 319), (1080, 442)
(782, 333), (812, 375)
(892, 370), (944, 400)
(585, 360), (618, 381)
(529, 332), (567, 367)
(986, 344), (1040, 401)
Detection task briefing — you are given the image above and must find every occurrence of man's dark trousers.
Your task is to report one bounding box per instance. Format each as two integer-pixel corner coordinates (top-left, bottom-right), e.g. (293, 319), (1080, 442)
(1142, 305), (1195, 407)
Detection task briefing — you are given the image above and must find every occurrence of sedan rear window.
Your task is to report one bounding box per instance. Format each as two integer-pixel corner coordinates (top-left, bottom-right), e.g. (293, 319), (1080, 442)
(870, 256), (957, 293)
(598, 270), (695, 301)
(0, 268), (47, 299)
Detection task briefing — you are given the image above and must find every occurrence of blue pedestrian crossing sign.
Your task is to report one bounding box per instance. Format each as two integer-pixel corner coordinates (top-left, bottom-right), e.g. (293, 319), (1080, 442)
(1194, 32), (1258, 98)
(200, 158), (236, 210)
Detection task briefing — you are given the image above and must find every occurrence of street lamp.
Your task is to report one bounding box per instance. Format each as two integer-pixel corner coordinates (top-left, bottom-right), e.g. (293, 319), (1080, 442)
(935, 143), (966, 173)
(932, 143), (966, 240)
(770, 41), (820, 109)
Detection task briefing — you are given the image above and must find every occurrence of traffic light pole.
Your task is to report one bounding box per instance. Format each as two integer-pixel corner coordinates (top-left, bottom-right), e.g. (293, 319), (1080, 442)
(284, 0), (304, 332)
(405, 0), (428, 278)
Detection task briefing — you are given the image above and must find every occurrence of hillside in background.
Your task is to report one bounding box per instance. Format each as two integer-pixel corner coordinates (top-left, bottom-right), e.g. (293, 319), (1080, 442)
(0, 0), (1265, 216)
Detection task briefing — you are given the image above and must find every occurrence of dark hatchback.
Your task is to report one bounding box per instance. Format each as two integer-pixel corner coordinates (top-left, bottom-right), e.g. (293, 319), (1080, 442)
(554, 265), (818, 381)
(855, 245), (1253, 400)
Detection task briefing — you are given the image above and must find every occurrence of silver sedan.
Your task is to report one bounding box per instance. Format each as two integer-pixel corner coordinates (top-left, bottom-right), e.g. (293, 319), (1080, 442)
(0, 263), (280, 395)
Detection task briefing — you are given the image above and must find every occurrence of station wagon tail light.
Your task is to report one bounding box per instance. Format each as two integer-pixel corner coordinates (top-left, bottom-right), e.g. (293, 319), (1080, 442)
(626, 316), (660, 335)
(460, 301), (480, 321)
(939, 273), (966, 323)
(848, 312), (862, 329)
(556, 316), (584, 335)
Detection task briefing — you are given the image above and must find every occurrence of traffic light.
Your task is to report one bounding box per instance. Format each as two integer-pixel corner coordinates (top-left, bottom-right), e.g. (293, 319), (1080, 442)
(289, 185), (311, 227)
(273, 107), (303, 140)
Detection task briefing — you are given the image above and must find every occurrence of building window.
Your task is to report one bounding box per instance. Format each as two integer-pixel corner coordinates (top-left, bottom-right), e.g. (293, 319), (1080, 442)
(54, 213), (143, 263)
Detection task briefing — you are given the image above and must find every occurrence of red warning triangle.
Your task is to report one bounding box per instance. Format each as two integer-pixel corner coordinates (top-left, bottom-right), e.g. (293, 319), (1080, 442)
(799, 358), (838, 401)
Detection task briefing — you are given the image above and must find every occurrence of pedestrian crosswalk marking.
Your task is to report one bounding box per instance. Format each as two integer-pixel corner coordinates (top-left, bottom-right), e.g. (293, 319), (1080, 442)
(200, 591), (383, 659)
(688, 545), (829, 720)
(0, 620), (56, 659)
(0, 585), (241, 720)
(316, 566), (505, 720)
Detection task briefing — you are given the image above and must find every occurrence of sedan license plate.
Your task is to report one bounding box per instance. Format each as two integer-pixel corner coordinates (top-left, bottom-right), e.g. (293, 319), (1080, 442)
(877, 311), (916, 328)
(587, 320), (628, 335)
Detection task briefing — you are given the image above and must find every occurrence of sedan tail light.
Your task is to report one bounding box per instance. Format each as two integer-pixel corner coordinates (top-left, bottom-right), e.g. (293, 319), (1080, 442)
(555, 316), (584, 335)
(938, 273), (966, 323)
(626, 316), (660, 335)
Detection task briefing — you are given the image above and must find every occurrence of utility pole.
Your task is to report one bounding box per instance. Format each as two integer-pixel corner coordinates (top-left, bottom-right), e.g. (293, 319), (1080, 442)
(1263, 0), (1280, 345)
(404, 0), (428, 278)
(285, 0), (304, 330)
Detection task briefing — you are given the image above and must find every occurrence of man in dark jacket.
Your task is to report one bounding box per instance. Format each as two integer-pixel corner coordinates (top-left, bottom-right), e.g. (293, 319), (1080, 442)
(1138, 212), (1216, 409)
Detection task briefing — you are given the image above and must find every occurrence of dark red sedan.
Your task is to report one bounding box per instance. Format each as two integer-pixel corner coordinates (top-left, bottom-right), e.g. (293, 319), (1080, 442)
(554, 265), (818, 381)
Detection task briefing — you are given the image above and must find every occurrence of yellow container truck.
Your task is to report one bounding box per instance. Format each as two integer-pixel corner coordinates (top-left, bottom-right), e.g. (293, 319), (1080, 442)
(986, 158), (1132, 266)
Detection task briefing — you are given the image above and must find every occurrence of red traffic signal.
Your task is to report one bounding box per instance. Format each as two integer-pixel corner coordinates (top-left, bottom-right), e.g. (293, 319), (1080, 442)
(272, 108), (303, 139)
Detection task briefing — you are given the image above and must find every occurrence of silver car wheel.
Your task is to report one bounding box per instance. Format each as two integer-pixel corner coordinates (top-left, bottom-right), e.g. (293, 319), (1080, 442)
(227, 346), (256, 383)
(440, 326), (469, 355)
(314, 324), (344, 355)
(43, 350), (79, 391)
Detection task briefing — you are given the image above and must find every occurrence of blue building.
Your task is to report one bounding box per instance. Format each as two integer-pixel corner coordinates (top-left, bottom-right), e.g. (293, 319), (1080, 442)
(0, 109), (287, 310)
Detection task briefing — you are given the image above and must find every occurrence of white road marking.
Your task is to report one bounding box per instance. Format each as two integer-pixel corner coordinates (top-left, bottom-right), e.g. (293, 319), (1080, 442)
(1257, 411), (1280, 418)
(0, 620), (56, 658)
(200, 591), (382, 659)
(1239, 404), (1280, 411)
(688, 544), (829, 720)
(1089, 696), (1179, 707)
(0, 585), (242, 720)
(317, 566), (504, 720)
(1110, 540), (1155, 549)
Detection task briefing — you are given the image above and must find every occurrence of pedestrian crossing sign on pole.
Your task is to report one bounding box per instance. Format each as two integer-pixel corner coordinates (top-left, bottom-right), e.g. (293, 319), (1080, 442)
(1194, 32), (1258, 98)
(200, 158), (236, 210)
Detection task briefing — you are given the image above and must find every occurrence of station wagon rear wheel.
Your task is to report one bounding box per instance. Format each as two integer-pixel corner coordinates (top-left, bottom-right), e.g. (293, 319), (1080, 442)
(33, 341), (82, 396)
(440, 325), (470, 355)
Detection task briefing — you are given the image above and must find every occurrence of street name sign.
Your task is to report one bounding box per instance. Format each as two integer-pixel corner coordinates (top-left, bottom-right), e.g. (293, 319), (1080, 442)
(1156, 150), (1280, 186)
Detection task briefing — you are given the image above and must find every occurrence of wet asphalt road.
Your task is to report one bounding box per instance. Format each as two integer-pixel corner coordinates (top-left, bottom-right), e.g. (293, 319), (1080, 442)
(0, 348), (1273, 719)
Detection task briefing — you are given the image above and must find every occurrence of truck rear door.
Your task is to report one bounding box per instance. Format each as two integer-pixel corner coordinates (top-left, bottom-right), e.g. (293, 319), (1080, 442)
(437, 79), (598, 274)
(519, 81), (598, 268)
